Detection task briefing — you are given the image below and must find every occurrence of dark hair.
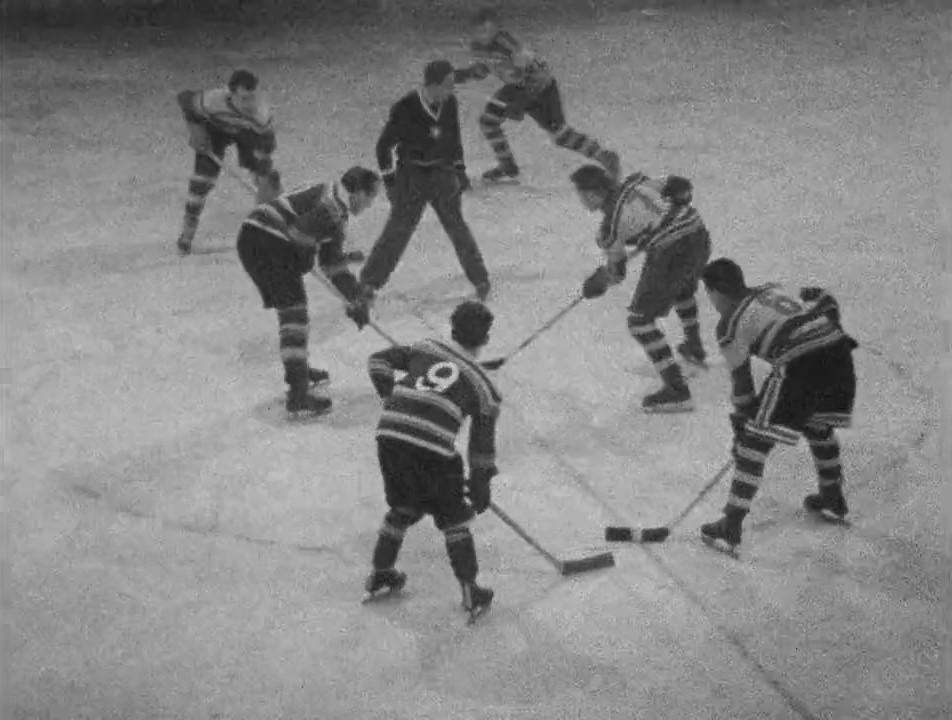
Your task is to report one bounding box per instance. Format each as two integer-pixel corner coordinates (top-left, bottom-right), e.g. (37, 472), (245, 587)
(701, 258), (747, 297)
(569, 164), (614, 194)
(340, 166), (381, 195)
(451, 301), (494, 349)
(228, 69), (258, 93)
(472, 6), (500, 25)
(661, 175), (693, 206)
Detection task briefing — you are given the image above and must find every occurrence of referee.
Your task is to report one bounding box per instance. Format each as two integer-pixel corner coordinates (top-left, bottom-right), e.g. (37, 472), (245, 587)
(359, 59), (491, 302)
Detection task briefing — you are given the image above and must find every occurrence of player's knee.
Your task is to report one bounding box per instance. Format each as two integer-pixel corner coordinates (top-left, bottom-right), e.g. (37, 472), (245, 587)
(802, 423), (834, 442)
(385, 508), (420, 531)
(441, 520), (472, 543)
(478, 112), (502, 129)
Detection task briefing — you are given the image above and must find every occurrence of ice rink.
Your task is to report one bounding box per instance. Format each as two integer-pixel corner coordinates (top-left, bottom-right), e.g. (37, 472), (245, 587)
(3, 1), (948, 718)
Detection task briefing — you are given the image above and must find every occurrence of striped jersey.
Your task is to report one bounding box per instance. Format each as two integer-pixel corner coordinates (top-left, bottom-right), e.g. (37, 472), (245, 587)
(469, 29), (553, 94)
(598, 172), (708, 282)
(242, 183), (350, 276)
(368, 338), (502, 470)
(178, 87), (273, 138)
(717, 284), (849, 407)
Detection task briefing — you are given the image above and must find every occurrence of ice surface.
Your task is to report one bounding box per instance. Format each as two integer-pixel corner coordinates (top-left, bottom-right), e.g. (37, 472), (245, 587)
(3, 2), (947, 718)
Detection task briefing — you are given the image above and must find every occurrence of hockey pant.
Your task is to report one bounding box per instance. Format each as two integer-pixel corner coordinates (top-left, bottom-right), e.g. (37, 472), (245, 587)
(478, 81), (611, 167)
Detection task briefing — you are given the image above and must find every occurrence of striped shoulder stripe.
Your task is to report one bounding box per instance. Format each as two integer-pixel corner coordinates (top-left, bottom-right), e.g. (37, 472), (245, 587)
(423, 339), (502, 407)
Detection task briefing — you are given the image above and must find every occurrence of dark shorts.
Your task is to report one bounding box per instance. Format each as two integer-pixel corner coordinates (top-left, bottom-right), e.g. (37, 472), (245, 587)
(629, 229), (712, 319)
(195, 126), (272, 176)
(237, 225), (308, 309)
(377, 436), (474, 531)
(748, 340), (857, 445)
(491, 80), (565, 131)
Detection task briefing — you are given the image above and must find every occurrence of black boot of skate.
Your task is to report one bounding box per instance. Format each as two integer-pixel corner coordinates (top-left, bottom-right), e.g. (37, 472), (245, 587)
(460, 582), (494, 624)
(676, 340), (708, 371)
(177, 223), (196, 256)
(700, 513), (743, 556)
(362, 568), (407, 603)
(481, 160), (519, 184)
(308, 368), (330, 387)
(285, 382), (332, 419)
(643, 363), (693, 413)
(804, 486), (849, 523)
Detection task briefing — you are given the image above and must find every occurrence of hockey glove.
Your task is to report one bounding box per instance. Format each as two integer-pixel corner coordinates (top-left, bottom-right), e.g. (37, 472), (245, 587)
(466, 466), (496, 515)
(345, 298), (370, 330)
(454, 163), (472, 193)
(582, 266), (611, 300)
(382, 172), (397, 203)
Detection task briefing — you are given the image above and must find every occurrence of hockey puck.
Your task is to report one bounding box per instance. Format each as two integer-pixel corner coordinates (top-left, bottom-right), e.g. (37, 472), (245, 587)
(640, 526), (670, 543)
(605, 526), (634, 542)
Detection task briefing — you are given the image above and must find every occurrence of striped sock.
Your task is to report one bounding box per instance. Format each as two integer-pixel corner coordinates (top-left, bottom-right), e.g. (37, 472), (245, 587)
(479, 106), (516, 166)
(444, 523), (478, 583)
(725, 434), (775, 515)
(804, 425), (844, 492)
(674, 297), (702, 348)
(552, 124), (604, 159)
(182, 171), (216, 237)
(372, 509), (418, 570)
(628, 316), (684, 386)
(277, 304), (309, 389)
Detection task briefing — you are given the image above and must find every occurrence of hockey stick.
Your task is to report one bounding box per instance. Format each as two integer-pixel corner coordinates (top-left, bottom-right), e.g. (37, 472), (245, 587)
(604, 458), (734, 543)
(490, 502), (615, 575)
(202, 151), (259, 195)
(481, 295), (584, 370)
(308, 269), (401, 346)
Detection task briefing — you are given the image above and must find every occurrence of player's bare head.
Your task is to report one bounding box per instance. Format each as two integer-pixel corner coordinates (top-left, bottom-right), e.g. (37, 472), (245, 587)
(662, 175), (693, 206)
(228, 69), (259, 112)
(702, 258), (748, 310)
(423, 59), (456, 101)
(471, 7), (500, 42)
(570, 164), (613, 211)
(341, 166), (381, 215)
(451, 301), (494, 351)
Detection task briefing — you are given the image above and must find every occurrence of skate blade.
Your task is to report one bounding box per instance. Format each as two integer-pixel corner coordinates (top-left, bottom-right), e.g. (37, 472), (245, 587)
(286, 407), (332, 422)
(361, 587), (403, 604)
(701, 534), (740, 559)
(465, 604), (492, 626)
(807, 509), (851, 526)
(642, 401), (695, 414)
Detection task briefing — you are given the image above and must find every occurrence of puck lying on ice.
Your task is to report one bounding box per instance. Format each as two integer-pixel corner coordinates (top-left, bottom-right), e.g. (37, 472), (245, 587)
(640, 526), (670, 543)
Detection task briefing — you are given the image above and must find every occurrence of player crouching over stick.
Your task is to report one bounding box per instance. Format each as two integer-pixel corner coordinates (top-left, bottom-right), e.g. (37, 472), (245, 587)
(237, 167), (379, 419)
(362, 302), (500, 624)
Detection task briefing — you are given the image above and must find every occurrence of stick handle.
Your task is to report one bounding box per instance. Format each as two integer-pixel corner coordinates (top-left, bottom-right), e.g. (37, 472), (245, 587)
(309, 269), (402, 346)
(489, 502), (563, 572)
(495, 295), (584, 366)
(202, 151), (258, 195)
(665, 459), (733, 531)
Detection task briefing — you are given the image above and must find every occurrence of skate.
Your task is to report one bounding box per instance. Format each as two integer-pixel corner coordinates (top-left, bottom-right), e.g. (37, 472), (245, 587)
(596, 149), (621, 182)
(460, 582), (494, 625)
(803, 488), (849, 525)
(676, 341), (708, 371)
(176, 226), (195, 256)
(474, 281), (491, 303)
(285, 388), (332, 419)
(361, 569), (407, 603)
(700, 515), (742, 558)
(642, 383), (694, 414)
(480, 161), (520, 185)
(308, 367), (330, 387)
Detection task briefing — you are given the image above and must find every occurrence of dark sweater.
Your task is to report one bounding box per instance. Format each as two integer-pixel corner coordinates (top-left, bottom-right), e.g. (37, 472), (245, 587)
(376, 89), (464, 174)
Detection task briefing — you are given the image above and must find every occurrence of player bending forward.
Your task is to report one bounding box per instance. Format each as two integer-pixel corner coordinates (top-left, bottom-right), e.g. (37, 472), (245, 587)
(571, 165), (711, 413)
(454, 7), (620, 184)
(699, 258), (858, 553)
(237, 167), (379, 418)
(364, 302), (501, 623)
(176, 69), (278, 255)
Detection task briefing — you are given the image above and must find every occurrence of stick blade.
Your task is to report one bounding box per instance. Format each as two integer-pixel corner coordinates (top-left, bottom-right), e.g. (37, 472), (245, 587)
(480, 357), (505, 370)
(560, 552), (615, 575)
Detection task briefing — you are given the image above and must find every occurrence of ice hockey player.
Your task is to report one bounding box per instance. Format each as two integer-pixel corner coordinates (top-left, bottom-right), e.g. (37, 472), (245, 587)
(360, 59), (491, 304)
(698, 258), (858, 553)
(363, 301), (501, 623)
(571, 165), (711, 413)
(453, 7), (620, 184)
(236, 167), (380, 418)
(176, 69), (278, 255)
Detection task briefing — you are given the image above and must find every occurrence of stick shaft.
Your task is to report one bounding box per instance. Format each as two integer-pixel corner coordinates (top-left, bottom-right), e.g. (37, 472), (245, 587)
(498, 296), (583, 365)
(308, 269), (401, 346)
(489, 502), (563, 571)
(665, 459), (733, 530)
(202, 152), (258, 195)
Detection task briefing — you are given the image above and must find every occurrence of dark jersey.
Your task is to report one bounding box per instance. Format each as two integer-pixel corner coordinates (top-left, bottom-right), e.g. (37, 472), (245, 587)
(368, 339), (502, 470)
(598, 172), (708, 284)
(376, 90), (465, 174)
(242, 183), (349, 278)
(466, 29), (553, 94)
(717, 284), (848, 408)
(178, 87), (275, 151)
